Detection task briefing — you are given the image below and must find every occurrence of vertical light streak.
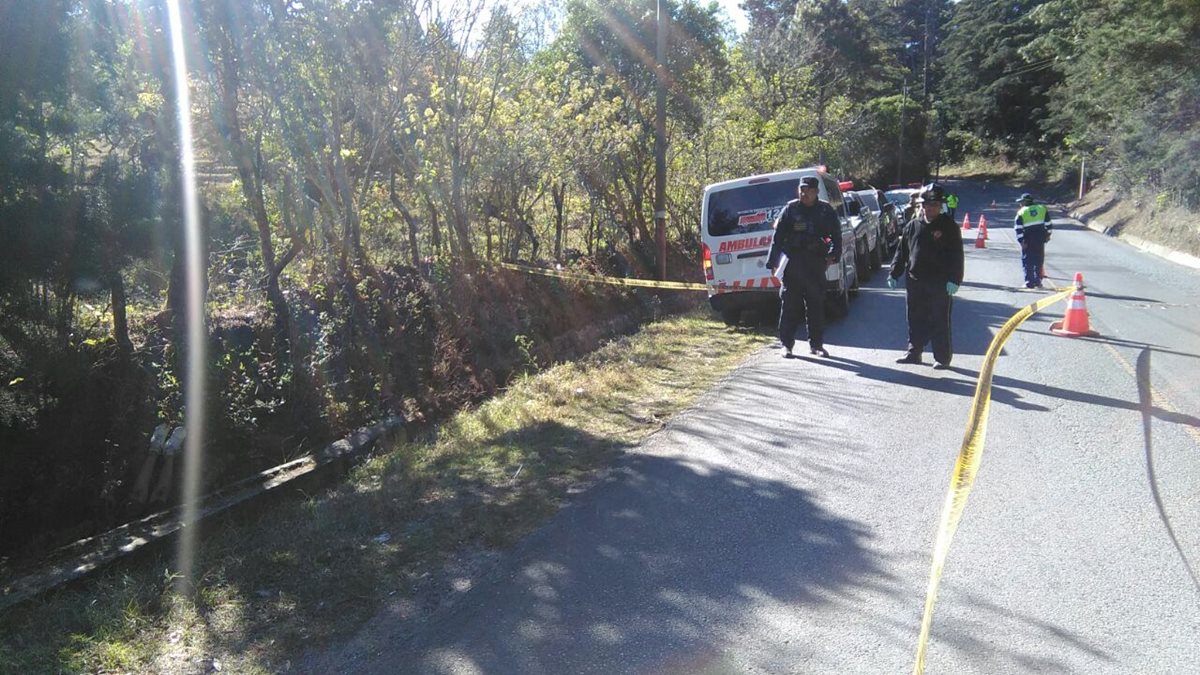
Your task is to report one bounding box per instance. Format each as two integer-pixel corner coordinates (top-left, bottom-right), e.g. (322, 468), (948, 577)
(165, 0), (206, 593)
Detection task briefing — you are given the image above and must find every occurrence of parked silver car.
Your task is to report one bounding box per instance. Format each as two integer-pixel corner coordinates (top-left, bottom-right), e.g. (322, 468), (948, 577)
(845, 191), (882, 278)
(852, 188), (899, 264)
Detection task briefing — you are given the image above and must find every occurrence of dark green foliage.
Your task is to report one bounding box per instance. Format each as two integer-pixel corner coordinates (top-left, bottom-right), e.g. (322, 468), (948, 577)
(936, 0), (1199, 204)
(558, 0), (730, 132)
(891, 0), (954, 99)
(1036, 0), (1200, 204)
(791, 0), (883, 104)
(938, 0), (1062, 160)
(0, 0), (73, 315)
(0, 342), (155, 561)
(838, 94), (932, 186)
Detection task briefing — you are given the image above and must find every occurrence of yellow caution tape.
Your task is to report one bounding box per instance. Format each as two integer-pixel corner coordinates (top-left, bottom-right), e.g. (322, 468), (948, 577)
(493, 260), (709, 291)
(914, 286), (1073, 674)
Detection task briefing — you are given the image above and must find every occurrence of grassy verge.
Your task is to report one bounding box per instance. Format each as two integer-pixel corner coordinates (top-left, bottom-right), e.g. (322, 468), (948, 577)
(0, 310), (766, 674)
(938, 157), (1023, 183)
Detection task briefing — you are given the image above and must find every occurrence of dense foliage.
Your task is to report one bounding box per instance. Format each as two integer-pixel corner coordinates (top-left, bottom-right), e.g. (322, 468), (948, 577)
(938, 0), (1200, 207)
(0, 0), (1192, 559)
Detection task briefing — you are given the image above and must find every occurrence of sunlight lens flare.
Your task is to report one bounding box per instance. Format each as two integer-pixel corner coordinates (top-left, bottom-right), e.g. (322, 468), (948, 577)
(165, 0), (206, 593)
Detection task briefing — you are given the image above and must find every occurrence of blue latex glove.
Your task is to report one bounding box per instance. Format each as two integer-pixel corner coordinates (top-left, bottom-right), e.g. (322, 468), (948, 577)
(946, 282), (960, 296)
(886, 277), (897, 290)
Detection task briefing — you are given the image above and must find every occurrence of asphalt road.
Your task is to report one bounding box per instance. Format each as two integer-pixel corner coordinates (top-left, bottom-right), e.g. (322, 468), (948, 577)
(309, 181), (1200, 674)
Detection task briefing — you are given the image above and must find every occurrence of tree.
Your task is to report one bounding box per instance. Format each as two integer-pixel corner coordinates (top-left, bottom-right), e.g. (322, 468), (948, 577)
(938, 0), (1061, 161)
(0, 0), (75, 353)
(1034, 0), (1200, 204)
(1, 0), (165, 362)
(886, 0), (954, 104)
(199, 0), (309, 358)
(551, 0), (728, 254)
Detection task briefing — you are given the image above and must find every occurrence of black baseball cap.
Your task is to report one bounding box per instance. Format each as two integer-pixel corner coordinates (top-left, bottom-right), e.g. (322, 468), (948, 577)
(919, 184), (946, 203)
(800, 176), (819, 189)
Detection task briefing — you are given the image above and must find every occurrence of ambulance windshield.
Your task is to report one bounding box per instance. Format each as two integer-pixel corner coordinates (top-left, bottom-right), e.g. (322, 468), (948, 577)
(706, 179), (800, 238)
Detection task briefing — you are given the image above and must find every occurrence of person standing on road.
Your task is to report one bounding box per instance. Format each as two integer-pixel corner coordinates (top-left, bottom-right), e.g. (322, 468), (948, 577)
(767, 176), (842, 358)
(945, 192), (959, 219)
(1014, 193), (1052, 288)
(887, 184), (965, 369)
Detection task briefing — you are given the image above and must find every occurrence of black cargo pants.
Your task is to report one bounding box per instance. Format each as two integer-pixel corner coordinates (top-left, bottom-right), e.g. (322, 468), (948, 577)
(778, 261), (826, 351)
(904, 275), (953, 365)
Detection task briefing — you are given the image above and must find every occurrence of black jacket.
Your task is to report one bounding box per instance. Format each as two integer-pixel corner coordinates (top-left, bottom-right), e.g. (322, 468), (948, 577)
(889, 213), (964, 285)
(767, 199), (842, 271)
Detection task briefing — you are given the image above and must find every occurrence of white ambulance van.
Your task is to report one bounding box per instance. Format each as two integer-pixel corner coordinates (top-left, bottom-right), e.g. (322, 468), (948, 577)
(700, 167), (859, 324)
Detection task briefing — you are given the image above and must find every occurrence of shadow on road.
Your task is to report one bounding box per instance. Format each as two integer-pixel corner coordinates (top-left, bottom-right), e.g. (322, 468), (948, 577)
(1076, 289), (1166, 304)
(335, 429), (1108, 673)
(361, 445), (880, 673)
(1018, 328), (1200, 362)
(919, 363), (1200, 430)
(824, 282), (1024, 361)
(937, 588), (1117, 671)
(1136, 349), (1200, 596)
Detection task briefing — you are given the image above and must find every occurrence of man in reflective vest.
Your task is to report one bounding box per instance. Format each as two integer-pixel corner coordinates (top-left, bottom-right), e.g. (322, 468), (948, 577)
(1014, 193), (1052, 288)
(945, 192), (959, 219)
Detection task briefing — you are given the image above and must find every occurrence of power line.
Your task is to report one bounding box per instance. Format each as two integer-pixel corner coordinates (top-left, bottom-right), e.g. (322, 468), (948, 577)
(999, 57), (1059, 79)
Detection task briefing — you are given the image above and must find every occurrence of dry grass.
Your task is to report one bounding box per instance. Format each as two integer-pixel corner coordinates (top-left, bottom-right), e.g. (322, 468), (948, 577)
(1073, 183), (1200, 257)
(939, 157), (1025, 183)
(0, 310), (765, 674)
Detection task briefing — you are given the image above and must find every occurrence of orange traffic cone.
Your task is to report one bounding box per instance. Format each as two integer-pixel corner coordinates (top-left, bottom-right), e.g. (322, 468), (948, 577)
(991, 199), (997, 207)
(974, 224), (986, 248)
(1050, 273), (1100, 337)
(962, 213), (972, 230)
(978, 214), (989, 239)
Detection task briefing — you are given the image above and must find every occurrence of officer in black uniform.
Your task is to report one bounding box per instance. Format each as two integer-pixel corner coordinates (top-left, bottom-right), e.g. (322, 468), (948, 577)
(767, 176), (842, 358)
(887, 184), (964, 369)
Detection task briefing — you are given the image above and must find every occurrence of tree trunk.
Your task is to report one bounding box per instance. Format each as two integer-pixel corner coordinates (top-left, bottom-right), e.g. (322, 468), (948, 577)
(328, 101), (365, 265)
(552, 182), (565, 261)
(450, 162), (475, 259)
(526, 218), (540, 260)
(587, 200), (596, 256)
(426, 196), (443, 255)
(210, 6), (294, 358)
(110, 271), (133, 360)
(389, 171), (421, 265)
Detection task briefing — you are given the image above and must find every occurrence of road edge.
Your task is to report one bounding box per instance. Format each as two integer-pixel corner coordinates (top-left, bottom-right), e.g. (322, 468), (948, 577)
(1069, 209), (1200, 270)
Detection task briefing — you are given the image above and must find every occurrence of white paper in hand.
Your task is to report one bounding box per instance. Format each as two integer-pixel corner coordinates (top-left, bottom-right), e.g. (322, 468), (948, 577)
(773, 253), (788, 280)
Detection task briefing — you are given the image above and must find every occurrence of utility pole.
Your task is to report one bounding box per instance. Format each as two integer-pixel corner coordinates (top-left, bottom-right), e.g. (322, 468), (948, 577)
(654, 0), (668, 281)
(897, 77), (907, 186)
(934, 117), (942, 181)
(922, 0), (932, 103)
(1079, 156), (1087, 200)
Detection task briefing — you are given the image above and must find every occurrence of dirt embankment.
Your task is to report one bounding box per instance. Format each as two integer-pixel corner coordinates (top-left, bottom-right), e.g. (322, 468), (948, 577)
(1070, 181), (1200, 259)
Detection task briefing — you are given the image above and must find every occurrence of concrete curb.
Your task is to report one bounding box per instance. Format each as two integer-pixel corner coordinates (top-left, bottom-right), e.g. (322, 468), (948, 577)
(1070, 210), (1200, 270)
(0, 416), (406, 610)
